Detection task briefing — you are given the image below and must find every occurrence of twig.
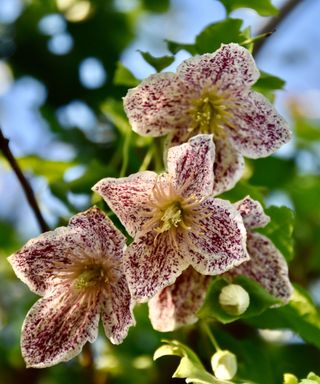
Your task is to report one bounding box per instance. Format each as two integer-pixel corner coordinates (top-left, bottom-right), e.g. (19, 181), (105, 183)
(0, 128), (50, 233)
(253, 0), (301, 57)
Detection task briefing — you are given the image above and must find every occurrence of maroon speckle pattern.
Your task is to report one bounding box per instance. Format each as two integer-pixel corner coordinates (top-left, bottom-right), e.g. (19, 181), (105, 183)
(148, 266), (211, 331)
(167, 134), (215, 199)
(234, 196), (270, 229)
(9, 207), (135, 367)
(227, 233), (293, 302)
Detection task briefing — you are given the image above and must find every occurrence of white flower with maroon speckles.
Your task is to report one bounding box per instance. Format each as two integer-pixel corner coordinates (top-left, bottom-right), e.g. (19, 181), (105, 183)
(93, 134), (249, 302)
(147, 196), (293, 332)
(8, 208), (134, 368)
(124, 43), (291, 195)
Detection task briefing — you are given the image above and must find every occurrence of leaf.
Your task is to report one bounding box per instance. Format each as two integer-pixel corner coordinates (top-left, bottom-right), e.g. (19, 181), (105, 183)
(195, 19), (246, 54)
(259, 205), (295, 262)
(141, 0), (170, 13)
(102, 98), (131, 135)
(246, 285), (320, 350)
(154, 340), (228, 384)
(219, 181), (266, 205)
(254, 71), (285, 92)
(295, 118), (320, 142)
(166, 39), (198, 55)
(113, 62), (139, 87)
(11, 156), (73, 183)
(139, 51), (175, 72)
(218, 0), (278, 16)
(198, 276), (279, 324)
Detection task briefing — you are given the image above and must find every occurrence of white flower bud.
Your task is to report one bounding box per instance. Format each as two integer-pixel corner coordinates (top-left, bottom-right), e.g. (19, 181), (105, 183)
(211, 350), (237, 380)
(283, 373), (298, 384)
(219, 284), (250, 316)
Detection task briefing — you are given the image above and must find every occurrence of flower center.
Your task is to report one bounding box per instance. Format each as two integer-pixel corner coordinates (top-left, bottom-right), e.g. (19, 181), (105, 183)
(155, 202), (184, 234)
(188, 88), (236, 137)
(75, 265), (107, 289)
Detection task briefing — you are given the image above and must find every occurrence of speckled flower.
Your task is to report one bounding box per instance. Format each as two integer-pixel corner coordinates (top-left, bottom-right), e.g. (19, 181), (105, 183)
(148, 196), (293, 332)
(93, 134), (248, 302)
(124, 43), (291, 195)
(8, 208), (134, 368)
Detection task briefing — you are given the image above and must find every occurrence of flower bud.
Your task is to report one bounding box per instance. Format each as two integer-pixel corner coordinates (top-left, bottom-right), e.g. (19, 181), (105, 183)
(283, 373), (298, 384)
(219, 284), (250, 316)
(211, 350), (237, 380)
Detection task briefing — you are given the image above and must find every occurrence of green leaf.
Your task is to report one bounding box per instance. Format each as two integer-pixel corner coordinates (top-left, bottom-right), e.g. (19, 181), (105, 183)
(254, 70), (285, 91)
(259, 205), (295, 262)
(166, 39), (198, 55)
(139, 51), (175, 72)
(218, 0), (278, 16)
(295, 118), (320, 142)
(113, 62), (139, 87)
(198, 276), (279, 324)
(102, 98), (131, 135)
(10, 156), (73, 183)
(219, 180), (266, 204)
(141, 0), (170, 13)
(246, 285), (320, 350)
(154, 340), (227, 384)
(195, 19), (246, 54)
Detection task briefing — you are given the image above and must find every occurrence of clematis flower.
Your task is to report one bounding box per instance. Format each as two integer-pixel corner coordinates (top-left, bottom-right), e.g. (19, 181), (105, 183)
(93, 134), (249, 302)
(8, 208), (134, 368)
(148, 196), (293, 332)
(124, 43), (291, 195)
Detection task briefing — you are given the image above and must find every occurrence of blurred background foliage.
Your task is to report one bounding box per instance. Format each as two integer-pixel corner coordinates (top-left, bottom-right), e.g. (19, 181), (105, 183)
(0, 0), (320, 383)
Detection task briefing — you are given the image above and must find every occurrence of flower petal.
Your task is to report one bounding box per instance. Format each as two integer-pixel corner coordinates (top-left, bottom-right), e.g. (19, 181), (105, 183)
(148, 267), (211, 332)
(92, 171), (158, 237)
(123, 72), (192, 136)
(167, 134), (215, 199)
(234, 196), (270, 229)
(21, 287), (100, 368)
(227, 91), (291, 158)
(187, 198), (249, 275)
(227, 233), (293, 302)
(212, 137), (245, 196)
(101, 275), (135, 344)
(177, 43), (259, 93)
(125, 230), (189, 302)
(8, 208), (126, 295)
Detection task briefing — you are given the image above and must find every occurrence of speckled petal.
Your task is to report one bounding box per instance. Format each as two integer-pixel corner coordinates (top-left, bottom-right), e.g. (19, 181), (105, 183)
(234, 196), (270, 229)
(92, 171), (158, 237)
(212, 137), (245, 196)
(21, 287), (101, 368)
(148, 267), (211, 332)
(123, 72), (192, 136)
(125, 230), (189, 302)
(177, 43), (259, 93)
(187, 198), (249, 275)
(228, 233), (293, 302)
(167, 134), (215, 199)
(8, 208), (126, 295)
(227, 91), (291, 158)
(101, 275), (135, 345)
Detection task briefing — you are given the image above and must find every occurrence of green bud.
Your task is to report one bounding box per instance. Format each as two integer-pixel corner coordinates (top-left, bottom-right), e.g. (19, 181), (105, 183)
(283, 373), (298, 384)
(211, 350), (237, 380)
(219, 284), (250, 316)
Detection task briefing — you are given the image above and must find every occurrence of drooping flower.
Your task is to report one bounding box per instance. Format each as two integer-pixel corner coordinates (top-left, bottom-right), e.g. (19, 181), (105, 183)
(8, 207), (134, 368)
(93, 134), (248, 302)
(124, 43), (291, 195)
(148, 196), (293, 332)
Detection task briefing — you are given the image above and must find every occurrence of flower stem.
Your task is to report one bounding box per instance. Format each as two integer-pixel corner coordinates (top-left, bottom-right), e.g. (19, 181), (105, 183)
(201, 321), (221, 351)
(120, 129), (132, 177)
(0, 128), (50, 233)
(139, 145), (154, 171)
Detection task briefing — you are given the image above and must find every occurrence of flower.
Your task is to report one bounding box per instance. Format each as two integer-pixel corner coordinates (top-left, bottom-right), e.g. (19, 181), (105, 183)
(147, 196), (292, 332)
(124, 43), (291, 195)
(218, 283), (250, 316)
(8, 208), (135, 368)
(211, 350), (238, 381)
(93, 134), (248, 302)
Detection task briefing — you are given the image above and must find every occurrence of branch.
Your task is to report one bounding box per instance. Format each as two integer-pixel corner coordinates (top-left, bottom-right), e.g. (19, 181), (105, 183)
(253, 0), (301, 57)
(0, 128), (50, 233)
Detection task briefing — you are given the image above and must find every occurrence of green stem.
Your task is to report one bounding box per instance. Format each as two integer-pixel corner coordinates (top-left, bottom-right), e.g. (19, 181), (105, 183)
(241, 31), (274, 47)
(201, 321), (221, 351)
(120, 129), (132, 177)
(139, 145), (154, 172)
(153, 137), (164, 173)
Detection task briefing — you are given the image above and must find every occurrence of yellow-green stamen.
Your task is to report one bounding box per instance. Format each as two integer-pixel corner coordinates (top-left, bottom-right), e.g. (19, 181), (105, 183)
(75, 265), (107, 289)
